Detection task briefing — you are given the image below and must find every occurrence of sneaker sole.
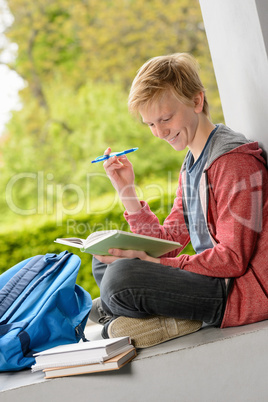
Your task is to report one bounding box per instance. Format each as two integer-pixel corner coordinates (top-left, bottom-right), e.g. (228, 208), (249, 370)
(108, 316), (202, 348)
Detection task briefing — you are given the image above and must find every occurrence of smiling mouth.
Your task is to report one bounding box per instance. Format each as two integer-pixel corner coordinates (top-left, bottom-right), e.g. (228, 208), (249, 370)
(167, 132), (180, 143)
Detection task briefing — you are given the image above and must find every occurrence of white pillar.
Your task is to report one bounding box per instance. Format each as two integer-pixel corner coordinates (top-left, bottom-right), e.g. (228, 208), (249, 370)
(199, 0), (268, 159)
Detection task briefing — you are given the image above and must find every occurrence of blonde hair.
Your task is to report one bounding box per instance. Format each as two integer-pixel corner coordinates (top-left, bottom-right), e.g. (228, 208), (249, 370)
(128, 53), (209, 117)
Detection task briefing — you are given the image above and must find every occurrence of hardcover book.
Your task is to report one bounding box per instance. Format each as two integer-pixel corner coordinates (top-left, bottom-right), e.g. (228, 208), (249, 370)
(55, 230), (181, 257)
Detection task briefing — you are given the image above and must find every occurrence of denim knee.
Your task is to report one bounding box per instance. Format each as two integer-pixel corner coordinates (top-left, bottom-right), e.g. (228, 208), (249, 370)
(100, 258), (129, 293)
(99, 259), (137, 311)
(92, 256), (107, 287)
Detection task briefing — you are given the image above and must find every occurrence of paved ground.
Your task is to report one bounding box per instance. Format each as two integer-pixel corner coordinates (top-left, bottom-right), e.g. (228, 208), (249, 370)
(1, 320), (268, 401)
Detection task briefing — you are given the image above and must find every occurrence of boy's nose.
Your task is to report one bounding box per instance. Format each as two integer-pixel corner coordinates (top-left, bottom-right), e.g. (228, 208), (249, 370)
(156, 127), (170, 138)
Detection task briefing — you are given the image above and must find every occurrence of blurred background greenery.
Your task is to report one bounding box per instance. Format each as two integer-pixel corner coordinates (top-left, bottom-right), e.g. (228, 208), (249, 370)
(0, 0), (223, 298)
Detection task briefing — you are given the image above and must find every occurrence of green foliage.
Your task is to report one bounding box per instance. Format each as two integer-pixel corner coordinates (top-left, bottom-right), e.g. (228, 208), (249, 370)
(2, 0), (223, 121)
(4, 0), (210, 89)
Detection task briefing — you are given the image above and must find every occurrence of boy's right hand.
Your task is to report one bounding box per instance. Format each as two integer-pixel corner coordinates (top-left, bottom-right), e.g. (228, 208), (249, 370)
(103, 147), (135, 194)
(103, 147), (141, 214)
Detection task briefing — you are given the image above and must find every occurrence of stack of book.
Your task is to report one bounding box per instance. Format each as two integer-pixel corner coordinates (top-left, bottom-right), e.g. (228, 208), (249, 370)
(31, 337), (136, 379)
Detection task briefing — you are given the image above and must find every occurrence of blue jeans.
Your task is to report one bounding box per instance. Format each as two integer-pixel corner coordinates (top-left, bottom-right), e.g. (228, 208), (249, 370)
(92, 256), (227, 328)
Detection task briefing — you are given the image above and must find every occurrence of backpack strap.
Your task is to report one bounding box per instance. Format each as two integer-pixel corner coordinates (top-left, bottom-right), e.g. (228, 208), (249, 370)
(0, 251), (71, 322)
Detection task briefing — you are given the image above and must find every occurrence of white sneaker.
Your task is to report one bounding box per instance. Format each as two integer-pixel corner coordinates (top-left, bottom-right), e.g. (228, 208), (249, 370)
(88, 297), (112, 325)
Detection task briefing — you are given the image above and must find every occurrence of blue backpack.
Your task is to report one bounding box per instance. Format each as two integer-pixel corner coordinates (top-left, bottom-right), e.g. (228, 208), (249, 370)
(0, 251), (92, 371)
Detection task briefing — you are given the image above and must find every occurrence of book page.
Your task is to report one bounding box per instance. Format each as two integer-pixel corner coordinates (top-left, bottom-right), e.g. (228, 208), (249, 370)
(86, 230), (116, 242)
(34, 336), (130, 356)
(54, 238), (85, 248)
(84, 230), (120, 247)
(61, 238), (84, 245)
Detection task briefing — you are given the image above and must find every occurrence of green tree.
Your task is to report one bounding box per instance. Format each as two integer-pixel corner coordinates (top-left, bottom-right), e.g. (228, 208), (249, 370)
(2, 0), (221, 125)
(4, 0), (210, 89)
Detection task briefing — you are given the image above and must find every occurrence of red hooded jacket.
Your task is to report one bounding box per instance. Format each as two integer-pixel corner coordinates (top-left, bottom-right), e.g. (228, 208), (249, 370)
(124, 124), (268, 328)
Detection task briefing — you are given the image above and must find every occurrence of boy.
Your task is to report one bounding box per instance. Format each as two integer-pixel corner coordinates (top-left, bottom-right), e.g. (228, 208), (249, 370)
(90, 53), (268, 348)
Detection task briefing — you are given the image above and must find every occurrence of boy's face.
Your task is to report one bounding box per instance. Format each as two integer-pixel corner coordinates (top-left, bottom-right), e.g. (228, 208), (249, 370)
(140, 90), (202, 154)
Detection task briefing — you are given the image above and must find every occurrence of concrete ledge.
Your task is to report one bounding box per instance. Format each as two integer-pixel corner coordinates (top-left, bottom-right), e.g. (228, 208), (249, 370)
(1, 320), (268, 402)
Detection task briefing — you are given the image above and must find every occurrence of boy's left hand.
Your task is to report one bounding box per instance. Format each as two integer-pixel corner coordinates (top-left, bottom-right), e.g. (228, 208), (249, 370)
(93, 249), (160, 264)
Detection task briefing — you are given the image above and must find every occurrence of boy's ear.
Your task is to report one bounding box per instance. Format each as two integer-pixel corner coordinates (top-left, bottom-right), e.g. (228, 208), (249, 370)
(193, 92), (204, 113)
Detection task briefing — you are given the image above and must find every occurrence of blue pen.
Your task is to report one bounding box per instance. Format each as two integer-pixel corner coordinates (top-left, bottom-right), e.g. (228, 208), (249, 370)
(91, 147), (139, 163)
